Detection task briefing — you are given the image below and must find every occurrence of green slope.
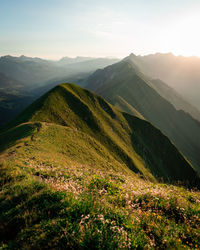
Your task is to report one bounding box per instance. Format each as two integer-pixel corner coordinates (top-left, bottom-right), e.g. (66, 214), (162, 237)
(3, 83), (199, 187)
(1, 122), (200, 249)
(113, 95), (145, 120)
(86, 59), (200, 174)
(1, 83), (200, 249)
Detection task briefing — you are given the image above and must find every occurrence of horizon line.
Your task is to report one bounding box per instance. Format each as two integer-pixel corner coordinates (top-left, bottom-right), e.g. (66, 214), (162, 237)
(1, 52), (200, 61)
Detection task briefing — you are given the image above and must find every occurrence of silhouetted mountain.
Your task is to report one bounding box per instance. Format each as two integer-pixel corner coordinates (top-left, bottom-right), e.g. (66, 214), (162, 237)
(127, 53), (200, 110)
(86, 56), (200, 173)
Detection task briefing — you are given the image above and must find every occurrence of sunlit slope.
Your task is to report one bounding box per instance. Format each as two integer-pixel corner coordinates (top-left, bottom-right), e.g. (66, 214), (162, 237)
(3, 83), (199, 187)
(86, 60), (200, 174)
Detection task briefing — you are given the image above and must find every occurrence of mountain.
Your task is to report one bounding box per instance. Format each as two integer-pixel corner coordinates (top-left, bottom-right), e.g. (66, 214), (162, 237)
(121, 53), (200, 121)
(149, 78), (200, 122)
(1, 83), (199, 249)
(30, 72), (91, 99)
(0, 55), (119, 127)
(0, 55), (64, 85)
(0, 55), (119, 88)
(4, 83), (199, 186)
(85, 56), (200, 173)
(127, 53), (200, 110)
(57, 56), (94, 66)
(61, 58), (120, 73)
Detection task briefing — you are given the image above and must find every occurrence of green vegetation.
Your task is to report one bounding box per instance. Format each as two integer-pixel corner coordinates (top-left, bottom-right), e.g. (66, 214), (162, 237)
(0, 83), (200, 248)
(1, 143), (200, 249)
(4, 83), (199, 186)
(86, 58), (200, 174)
(0, 55), (119, 127)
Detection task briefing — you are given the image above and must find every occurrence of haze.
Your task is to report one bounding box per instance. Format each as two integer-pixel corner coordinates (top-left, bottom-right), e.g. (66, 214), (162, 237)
(1, 0), (200, 59)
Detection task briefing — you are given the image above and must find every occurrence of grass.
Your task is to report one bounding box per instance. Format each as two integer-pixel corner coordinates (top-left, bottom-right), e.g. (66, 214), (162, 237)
(1, 149), (200, 249)
(85, 60), (200, 174)
(3, 83), (199, 187)
(0, 83), (200, 248)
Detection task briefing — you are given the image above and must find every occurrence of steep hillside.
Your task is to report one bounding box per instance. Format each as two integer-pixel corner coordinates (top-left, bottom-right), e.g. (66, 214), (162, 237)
(1, 83), (200, 249)
(149, 79), (200, 122)
(4, 83), (199, 186)
(86, 58), (200, 173)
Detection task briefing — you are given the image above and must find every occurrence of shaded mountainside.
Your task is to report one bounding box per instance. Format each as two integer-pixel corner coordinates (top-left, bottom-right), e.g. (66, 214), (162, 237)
(149, 78), (200, 122)
(0, 72), (24, 91)
(0, 92), (34, 128)
(3, 83), (200, 187)
(86, 58), (200, 174)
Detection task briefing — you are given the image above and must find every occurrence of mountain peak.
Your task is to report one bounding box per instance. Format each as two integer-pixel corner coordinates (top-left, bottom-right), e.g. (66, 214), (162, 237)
(5, 82), (200, 188)
(122, 53), (138, 63)
(129, 53), (137, 58)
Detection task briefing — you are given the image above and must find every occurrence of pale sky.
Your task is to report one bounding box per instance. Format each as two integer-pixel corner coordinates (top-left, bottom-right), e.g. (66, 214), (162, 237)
(1, 0), (200, 59)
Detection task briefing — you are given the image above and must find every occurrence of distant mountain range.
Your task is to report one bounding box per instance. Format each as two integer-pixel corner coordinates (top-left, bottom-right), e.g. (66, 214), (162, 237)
(0, 55), (119, 127)
(0, 55), (119, 87)
(85, 54), (200, 174)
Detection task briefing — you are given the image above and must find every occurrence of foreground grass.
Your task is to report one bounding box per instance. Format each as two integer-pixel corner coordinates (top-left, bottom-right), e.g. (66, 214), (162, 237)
(1, 153), (200, 249)
(0, 118), (200, 249)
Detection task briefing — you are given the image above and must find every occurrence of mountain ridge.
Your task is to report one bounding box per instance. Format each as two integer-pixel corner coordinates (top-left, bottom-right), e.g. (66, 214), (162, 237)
(124, 52), (200, 110)
(2, 83), (199, 188)
(85, 58), (200, 173)
(1, 83), (200, 249)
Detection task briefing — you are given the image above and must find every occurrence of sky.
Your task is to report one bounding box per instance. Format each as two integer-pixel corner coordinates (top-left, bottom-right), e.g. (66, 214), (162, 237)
(1, 0), (200, 59)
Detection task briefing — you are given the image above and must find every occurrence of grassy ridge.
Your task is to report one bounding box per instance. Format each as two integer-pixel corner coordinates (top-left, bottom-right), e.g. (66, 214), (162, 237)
(85, 59), (200, 174)
(0, 83), (200, 248)
(0, 130), (200, 248)
(3, 83), (199, 186)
